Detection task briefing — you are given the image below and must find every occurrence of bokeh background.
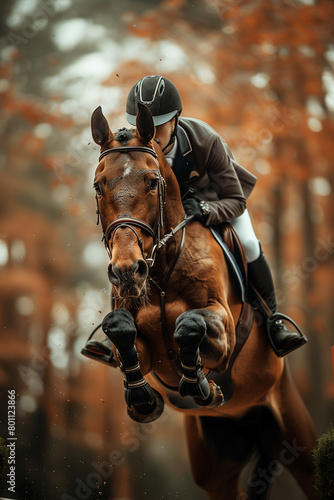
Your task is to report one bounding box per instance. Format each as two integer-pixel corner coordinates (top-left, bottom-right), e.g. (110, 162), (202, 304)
(0, 0), (333, 499)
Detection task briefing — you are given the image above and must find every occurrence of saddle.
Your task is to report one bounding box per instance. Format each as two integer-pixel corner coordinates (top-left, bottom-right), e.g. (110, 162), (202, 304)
(220, 223), (273, 318)
(211, 222), (271, 315)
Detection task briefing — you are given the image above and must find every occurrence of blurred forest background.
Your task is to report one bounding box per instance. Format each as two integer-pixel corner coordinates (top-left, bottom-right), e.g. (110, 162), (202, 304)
(0, 0), (333, 499)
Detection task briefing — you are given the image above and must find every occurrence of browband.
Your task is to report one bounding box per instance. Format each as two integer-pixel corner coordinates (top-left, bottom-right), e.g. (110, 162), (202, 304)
(99, 146), (158, 162)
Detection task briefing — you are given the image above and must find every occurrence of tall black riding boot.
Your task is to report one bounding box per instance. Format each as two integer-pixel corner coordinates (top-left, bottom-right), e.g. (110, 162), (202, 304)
(248, 251), (307, 357)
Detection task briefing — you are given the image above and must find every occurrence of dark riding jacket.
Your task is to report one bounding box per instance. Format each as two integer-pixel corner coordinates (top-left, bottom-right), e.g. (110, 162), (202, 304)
(173, 118), (257, 225)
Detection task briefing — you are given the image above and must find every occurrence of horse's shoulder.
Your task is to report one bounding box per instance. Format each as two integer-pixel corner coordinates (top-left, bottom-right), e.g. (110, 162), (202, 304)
(177, 225), (228, 286)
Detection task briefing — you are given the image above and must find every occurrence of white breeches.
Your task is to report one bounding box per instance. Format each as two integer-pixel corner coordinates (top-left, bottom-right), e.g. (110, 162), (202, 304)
(229, 209), (261, 263)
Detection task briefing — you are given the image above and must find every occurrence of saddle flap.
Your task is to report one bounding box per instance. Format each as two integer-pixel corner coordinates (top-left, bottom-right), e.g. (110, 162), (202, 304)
(209, 225), (246, 303)
(221, 223), (248, 288)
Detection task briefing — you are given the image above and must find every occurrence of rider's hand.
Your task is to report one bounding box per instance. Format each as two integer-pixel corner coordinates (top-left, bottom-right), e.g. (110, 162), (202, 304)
(182, 198), (204, 220)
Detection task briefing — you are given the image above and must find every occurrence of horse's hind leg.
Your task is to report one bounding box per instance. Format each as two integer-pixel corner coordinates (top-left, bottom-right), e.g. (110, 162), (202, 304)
(102, 309), (164, 423)
(185, 415), (251, 500)
(246, 454), (277, 500)
(276, 364), (317, 499)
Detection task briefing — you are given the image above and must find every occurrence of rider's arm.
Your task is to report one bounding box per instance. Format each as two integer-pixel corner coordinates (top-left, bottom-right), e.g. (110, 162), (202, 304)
(199, 135), (247, 225)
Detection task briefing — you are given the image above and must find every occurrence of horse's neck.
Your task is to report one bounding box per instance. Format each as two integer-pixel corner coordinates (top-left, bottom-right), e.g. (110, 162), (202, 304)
(161, 161), (185, 231)
(155, 158), (192, 273)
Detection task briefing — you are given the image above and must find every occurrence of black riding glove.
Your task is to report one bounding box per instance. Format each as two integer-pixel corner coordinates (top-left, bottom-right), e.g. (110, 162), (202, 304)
(183, 198), (204, 220)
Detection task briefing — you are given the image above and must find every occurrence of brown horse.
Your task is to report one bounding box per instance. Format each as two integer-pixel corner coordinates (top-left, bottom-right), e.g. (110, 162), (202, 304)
(86, 102), (317, 499)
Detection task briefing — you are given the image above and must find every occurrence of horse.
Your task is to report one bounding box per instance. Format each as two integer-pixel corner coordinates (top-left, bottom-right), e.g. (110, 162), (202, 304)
(85, 102), (317, 499)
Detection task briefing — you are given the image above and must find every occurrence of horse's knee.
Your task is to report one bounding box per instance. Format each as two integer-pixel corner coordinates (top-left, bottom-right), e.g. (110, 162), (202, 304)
(174, 310), (207, 351)
(102, 309), (136, 351)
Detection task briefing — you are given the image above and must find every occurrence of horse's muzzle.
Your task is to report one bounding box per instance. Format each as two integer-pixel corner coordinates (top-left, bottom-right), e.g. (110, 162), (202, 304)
(107, 259), (148, 297)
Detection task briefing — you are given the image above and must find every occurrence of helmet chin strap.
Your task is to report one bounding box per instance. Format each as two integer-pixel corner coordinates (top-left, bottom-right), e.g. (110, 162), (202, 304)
(155, 116), (179, 153)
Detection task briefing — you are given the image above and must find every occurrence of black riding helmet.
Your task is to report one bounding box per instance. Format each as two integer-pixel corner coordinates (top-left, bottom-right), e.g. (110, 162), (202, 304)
(126, 75), (182, 127)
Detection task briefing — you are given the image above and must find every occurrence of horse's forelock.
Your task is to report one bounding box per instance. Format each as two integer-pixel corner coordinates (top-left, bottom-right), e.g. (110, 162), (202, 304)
(114, 127), (134, 145)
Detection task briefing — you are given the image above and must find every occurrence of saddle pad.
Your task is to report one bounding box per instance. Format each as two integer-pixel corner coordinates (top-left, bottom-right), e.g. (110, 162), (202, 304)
(209, 226), (246, 303)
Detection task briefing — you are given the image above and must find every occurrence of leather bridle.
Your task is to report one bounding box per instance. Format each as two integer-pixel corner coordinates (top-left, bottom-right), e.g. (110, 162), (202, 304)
(95, 145), (167, 267)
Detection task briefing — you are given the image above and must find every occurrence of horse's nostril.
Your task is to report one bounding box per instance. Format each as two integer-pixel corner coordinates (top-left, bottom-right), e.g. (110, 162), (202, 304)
(134, 259), (148, 279)
(108, 261), (147, 285)
(108, 263), (121, 284)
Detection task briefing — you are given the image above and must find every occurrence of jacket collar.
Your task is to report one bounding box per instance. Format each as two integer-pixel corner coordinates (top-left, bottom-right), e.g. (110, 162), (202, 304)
(176, 125), (192, 157)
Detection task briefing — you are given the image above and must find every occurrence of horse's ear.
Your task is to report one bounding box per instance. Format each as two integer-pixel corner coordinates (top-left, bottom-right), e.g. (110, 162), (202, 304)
(136, 103), (155, 144)
(91, 106), (114, 146)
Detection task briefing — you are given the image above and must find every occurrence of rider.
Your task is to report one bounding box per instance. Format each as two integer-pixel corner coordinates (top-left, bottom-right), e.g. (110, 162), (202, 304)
(125, 75), (306, 358)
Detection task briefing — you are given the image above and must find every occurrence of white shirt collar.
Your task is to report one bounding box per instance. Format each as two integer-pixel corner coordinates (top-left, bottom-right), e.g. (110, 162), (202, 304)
(164, 138), (178, 166)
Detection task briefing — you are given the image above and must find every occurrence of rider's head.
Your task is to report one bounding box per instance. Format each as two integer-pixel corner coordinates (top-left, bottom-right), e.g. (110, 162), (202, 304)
(126, 75), (182, 152)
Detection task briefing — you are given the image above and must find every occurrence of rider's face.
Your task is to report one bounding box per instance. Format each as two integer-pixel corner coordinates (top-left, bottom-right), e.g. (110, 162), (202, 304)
(155, 117), (176, 153)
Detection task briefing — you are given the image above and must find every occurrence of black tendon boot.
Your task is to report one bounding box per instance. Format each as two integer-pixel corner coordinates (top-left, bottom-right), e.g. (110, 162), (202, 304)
(248, 251), (307, 357)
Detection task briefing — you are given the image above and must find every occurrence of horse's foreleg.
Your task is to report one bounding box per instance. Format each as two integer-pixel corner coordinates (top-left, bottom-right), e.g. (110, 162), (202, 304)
(102, 309), (164, 423)
(174, 309), (225, 407)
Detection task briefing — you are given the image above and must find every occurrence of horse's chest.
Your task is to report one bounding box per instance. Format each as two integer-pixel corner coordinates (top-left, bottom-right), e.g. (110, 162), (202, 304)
(136, 304), (162, 335)
(135, 301), (186, 338)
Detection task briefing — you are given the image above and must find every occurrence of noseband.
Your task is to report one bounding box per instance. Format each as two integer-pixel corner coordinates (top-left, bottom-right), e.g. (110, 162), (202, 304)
(96, 146), (166, 267)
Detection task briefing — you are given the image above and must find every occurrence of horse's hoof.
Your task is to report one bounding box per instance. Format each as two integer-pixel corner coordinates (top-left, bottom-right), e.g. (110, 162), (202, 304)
(194, 381), (224, 408)
(127, 389), (165, 423)
(124, 380), (156, 408)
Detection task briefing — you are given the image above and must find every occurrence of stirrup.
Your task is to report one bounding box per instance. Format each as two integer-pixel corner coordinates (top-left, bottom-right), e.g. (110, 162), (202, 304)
(81, 324), (117, 367)
(266, 313), (308, 357)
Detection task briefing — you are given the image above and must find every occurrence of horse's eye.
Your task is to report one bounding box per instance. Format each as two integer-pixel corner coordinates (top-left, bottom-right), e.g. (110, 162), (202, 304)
(94, 183), (102, 196)
(149, 179), (159, 191)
